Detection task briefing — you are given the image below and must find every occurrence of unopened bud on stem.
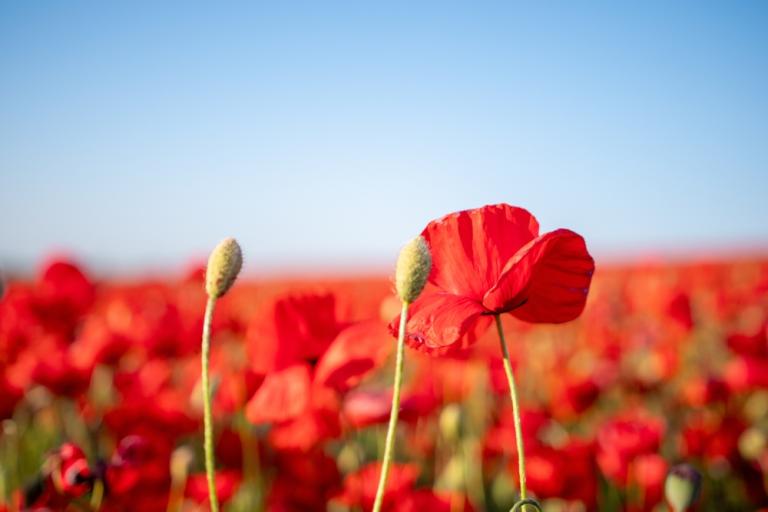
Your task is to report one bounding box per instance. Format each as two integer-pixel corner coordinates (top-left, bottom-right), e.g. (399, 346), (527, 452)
(395, 236), (431, 304)
(665, 463), (702, 512)
(205, 238), (243, 298)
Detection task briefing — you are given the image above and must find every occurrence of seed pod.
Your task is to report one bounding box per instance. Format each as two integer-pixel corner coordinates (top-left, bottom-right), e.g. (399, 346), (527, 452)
(205, 238), (243, 298)
(395, 236), (431, 304)
(665, 463), (702, 512)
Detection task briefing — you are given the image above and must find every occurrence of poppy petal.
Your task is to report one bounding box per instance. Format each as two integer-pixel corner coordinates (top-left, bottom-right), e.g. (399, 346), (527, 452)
(483, 229), (594, 322)
(422, 204), (539, 301)
(245, 364), (312, 424)
(314, 320), (392, 393)
(391, 293), (489, 354)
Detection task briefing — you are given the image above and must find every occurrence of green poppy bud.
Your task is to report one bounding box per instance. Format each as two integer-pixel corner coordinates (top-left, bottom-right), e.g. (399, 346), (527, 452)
(205, 237), (243, 298)
(395, 236), (431, 304)
(665, 463), (702, 512)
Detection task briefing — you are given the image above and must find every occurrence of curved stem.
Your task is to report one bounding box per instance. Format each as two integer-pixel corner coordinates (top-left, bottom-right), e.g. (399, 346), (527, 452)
(372, 301), (409, 512)
(510, 498), (543, 512)
(201, 296), (219, 512)
(494, 315), (529, 511)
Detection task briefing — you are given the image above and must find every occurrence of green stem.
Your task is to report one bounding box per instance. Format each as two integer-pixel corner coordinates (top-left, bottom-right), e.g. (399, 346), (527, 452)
(238, 413), (262, 511)
(494, 315), (529, 511)
(90, 478), (104, 511)
(372, 301), (409, 512)
(202, 296), (220, 512)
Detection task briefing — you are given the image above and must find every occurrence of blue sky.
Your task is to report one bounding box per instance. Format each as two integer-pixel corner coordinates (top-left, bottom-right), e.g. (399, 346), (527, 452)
(1, 2), (767, 274)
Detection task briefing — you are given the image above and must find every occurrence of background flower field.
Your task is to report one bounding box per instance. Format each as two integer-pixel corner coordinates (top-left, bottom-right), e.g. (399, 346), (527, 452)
(1, 253), (767, 510)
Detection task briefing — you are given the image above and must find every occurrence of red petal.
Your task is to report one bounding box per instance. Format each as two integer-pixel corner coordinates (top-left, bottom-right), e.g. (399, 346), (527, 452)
(391, 293), (490, 354)
(247, 293), (345, 374)
(314, 321), (392, 393)
(337, 462), (419, 510)
(185, 470), (242, 504)
(422, 204), (539, 300)
(245, 364), (311, 424)
(483, 229), (594, 322)
(268, 406), (342, 452)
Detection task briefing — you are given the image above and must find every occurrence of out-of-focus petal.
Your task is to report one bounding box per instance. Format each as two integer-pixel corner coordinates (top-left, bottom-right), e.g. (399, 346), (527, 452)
(314, 320), (392, 393)
(248, 294), (344, 374)
(245, 364), (312, 424)
(185, 470), (242, 505)
(335, 462), (419, 511)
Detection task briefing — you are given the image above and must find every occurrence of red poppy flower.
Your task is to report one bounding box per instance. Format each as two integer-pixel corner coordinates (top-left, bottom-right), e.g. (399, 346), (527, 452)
(268, 450), (341, 511)
(391, 204), (594, 353)
(398, 490), (475, 512)
(553, 374), (602, 418)
(104, 434), (172, 500)
(185, 470), (242, 505)
(0, 371), (22, 420)
(245, 294), (391, 428)
(341, 388), (439, 428)
(597, 414), (665, 486)
(628, 454), (668, 512)
(334, 462), (419, 512)
(25, 443), (93, 510)
(35, 258), (95, 336)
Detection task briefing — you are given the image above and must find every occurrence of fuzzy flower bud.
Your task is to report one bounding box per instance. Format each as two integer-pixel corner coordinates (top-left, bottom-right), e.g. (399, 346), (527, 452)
(395, 236), (431, 304)
(665, 463), (702, 512)
(205, 238), (243, 298)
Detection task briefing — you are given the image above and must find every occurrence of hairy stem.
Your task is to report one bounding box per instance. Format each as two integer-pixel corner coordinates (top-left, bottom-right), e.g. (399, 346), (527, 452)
(495, 315), (529, 511)
(372, 302), (409, 512)
(202, 296), (219, 512)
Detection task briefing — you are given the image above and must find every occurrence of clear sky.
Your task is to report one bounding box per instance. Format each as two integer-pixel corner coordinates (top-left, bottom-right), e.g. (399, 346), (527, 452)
(1, 2), (767, 275)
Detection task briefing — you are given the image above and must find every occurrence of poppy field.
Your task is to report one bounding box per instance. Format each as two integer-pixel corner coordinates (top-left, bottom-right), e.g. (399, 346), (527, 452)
(1, 204), (768, 511)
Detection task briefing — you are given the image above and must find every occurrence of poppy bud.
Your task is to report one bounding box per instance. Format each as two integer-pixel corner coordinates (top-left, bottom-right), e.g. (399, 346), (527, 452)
(205, 238), (243, 298)
(438, 404), (463, 444)
(395, 236), (431, 304)
(665, 463), (702, 512)
(491, 472), (517, 508)
(337, 442), (362, 474)
(170, 445), (194, 483)
(738, 427), (766, 461)
(436, 454), (465, 491)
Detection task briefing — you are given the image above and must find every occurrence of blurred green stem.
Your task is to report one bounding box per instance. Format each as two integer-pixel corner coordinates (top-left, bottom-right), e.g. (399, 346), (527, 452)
(494, 315), (530, 511)
(238, 413), (262, 511)
(202, 296), (220, 512)
(372, 301), (409, 512)
(90, 478), (104, 511)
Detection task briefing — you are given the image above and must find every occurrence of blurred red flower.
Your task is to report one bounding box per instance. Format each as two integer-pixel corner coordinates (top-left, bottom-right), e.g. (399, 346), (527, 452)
(334, 462), (419, 512)
(597, 414), (665, 486)
(24, 443), (92, 510)
(628, 453), (668, 512)
(0, 372), (22, 420)
(185, 469), (241, 505)
(102, 434), (173, 509)
(391, 204), (594, 353)
(245, 294), (391, 431)
(268, 450), (341, 511)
